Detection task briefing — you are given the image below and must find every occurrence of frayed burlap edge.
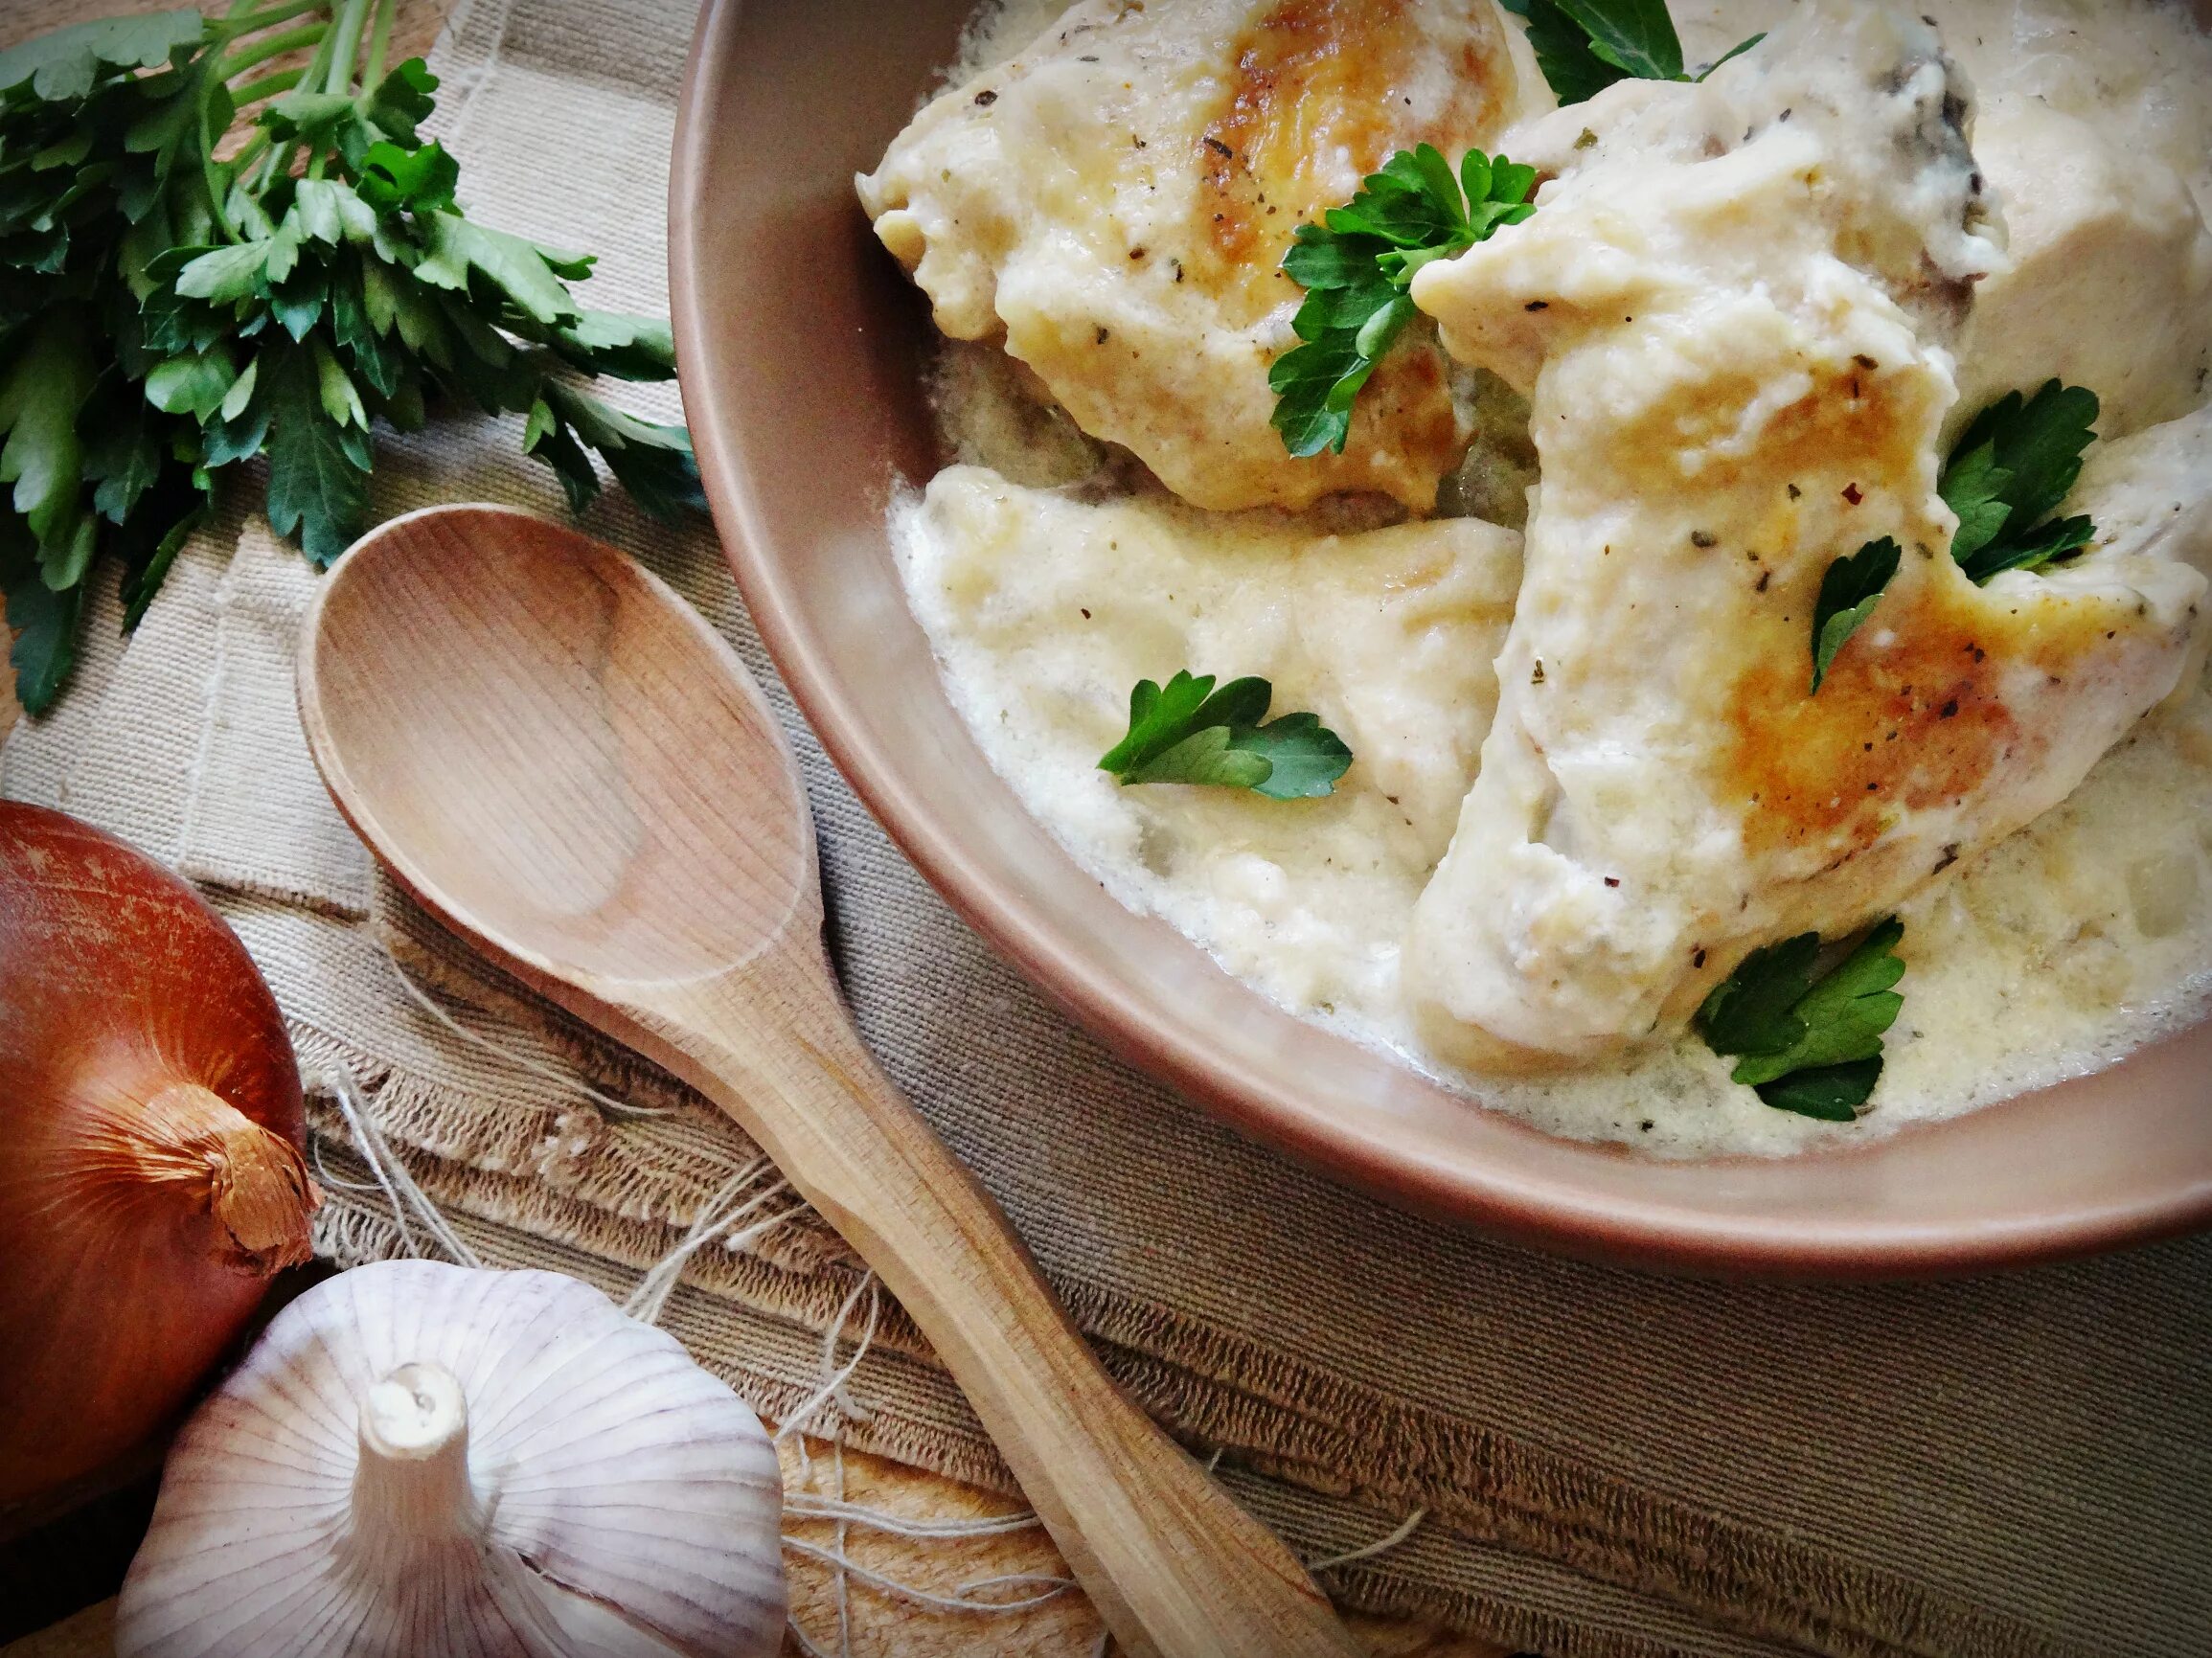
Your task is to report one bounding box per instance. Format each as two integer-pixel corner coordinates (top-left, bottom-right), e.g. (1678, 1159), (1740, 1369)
(295, 962), (2078, 1658)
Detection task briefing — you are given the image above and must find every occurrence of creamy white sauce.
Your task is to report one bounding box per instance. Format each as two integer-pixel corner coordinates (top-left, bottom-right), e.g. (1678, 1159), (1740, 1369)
(892, 0), (2212, 1158)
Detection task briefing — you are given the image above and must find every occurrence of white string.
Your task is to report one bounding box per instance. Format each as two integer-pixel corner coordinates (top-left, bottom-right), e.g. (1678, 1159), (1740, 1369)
(621, 1160), (787, 1324)
(779, 1497), (1042, 1539)
(833, 1439), (853, 1658)
(382, 943), (668, 1121)
(1305, 1506), (1428, 1572)
(308, 1138), (389, 1194)
(318, 1064), (484, 1268)
(775, 1273), (882, 1446)
(956, 1572), (1080, 1599)
(778, 1537), (1078, 1614)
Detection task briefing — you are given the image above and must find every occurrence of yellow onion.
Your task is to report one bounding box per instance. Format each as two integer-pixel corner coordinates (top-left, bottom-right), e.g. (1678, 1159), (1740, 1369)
(0, 803), (316, 1506)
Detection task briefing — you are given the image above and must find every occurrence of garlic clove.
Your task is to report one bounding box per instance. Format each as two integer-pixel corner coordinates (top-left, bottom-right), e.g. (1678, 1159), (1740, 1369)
(118, 1261), (785, 1658)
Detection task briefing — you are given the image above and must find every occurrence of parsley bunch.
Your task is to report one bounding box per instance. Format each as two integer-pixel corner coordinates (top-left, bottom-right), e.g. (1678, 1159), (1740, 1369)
(0, 0), (698, 713)
(1940, 379), (2099, 585)
(1099, 670), (1351, 801)
(1500, 0), (1765, 106)
(1696, 920), (1907, 1121)
(1268, 145), (1535, 459)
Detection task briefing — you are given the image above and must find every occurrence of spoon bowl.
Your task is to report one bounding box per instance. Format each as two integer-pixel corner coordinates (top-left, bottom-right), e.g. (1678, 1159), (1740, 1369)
(305, 505), (810, 985)
(298, 505), (1360, 1658)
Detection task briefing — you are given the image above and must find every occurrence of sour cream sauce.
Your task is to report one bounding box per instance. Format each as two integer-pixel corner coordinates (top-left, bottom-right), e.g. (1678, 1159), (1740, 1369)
(894, 0), (2212, 1158)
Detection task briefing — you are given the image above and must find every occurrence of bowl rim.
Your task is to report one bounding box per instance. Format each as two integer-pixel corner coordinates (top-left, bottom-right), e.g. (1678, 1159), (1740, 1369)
(665, 0), (2212, 1279)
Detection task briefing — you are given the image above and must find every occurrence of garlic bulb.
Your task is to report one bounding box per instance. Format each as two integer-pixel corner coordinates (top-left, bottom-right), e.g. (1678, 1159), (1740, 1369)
(117, 1261), (786, 1658)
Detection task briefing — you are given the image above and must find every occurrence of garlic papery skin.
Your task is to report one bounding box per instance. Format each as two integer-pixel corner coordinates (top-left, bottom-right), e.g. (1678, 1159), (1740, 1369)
(116, 1261), (785, 1658)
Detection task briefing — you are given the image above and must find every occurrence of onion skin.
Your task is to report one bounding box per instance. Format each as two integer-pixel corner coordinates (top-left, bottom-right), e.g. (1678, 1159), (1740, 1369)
(0, 804), (315, 1508)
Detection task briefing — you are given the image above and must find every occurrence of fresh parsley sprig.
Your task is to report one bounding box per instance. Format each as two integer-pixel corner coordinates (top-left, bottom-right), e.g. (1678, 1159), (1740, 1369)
(1499, 0), (1765, 107)
(1696, 920), (1907, 1121)
(1940, 380), (2100, 585)
(1809, 535), (1900, 694)
(0, 0), (699, 713)
(1099, 670), (1352, 801)
(1269, 144), (1536, 459)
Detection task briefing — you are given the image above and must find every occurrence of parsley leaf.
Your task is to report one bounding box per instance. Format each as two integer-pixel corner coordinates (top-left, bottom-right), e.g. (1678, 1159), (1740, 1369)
(1, 556), (81, 712)
(1099, 670), (1353, 801)
(0, 5), (702, 715)
(0, 11), (202, 102)
(262, 340), (371, 566)
(1500, 0), (1764, 105)
(0, 307), (96, 559)
(1271, 145), (1536, 458)
(1696, 920), (1907, 1121)
(1810, 536), (1900, 694)
(1941, 380), (2100, 584)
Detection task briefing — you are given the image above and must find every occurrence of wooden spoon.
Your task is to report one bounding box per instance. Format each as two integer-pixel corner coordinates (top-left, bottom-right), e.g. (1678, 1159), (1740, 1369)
(296, 505), (1360, 1658)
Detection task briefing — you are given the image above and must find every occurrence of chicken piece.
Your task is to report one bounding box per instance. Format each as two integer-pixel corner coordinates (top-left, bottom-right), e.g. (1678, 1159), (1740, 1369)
(856, 0), (1529, 514)
(904, 466), (1522, 863)
(1951, 94), (2212, 444)
(1401, 4), (2209, 1070)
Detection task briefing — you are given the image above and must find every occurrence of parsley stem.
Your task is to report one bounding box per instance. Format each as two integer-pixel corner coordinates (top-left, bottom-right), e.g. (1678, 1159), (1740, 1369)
(230, 128), (273, 174)
(217, 0), (328, 37)
(323, 0), (376, 96)
(217, 22), (327, 79)
(191, 54), (242, 243)
(227, 67), (306, 104)
(360, 0), (399, 97)
(251, 3), (343, 192)
(304, 0), (376, 180)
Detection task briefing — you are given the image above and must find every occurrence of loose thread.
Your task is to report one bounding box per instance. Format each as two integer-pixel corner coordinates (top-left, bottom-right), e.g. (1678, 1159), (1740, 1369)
(621, 1160), (788, 1325)
(775, 1272), (883, 1448)
(308, 1138), (390, 1195)
(834, 1438), (853, 1658)
(381, 937), (669, 1121)
(778, 1538), (1078, 1615)
(317, 1063), (484, 1268)
(1307, 1506), (1429, 1573)
(780, 1498), (1041, 1539)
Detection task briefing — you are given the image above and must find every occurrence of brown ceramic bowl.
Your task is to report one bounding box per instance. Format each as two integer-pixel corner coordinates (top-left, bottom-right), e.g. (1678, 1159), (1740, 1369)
(668, 0), (2212, 1277)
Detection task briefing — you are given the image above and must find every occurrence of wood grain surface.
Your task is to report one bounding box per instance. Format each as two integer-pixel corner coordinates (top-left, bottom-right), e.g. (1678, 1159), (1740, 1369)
(0, 7), (1511, 1656)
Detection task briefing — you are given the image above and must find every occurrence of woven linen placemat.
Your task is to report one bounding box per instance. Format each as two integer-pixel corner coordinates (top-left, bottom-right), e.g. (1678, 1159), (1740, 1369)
(7, 0), (2210, 1653)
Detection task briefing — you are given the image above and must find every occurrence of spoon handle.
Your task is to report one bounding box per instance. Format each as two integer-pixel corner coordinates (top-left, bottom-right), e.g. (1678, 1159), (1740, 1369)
(629, 950), (1361, 1658)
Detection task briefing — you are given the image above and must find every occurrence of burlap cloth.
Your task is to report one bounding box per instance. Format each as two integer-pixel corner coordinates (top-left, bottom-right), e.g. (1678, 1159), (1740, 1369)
(6, 0), (2208, 1652)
